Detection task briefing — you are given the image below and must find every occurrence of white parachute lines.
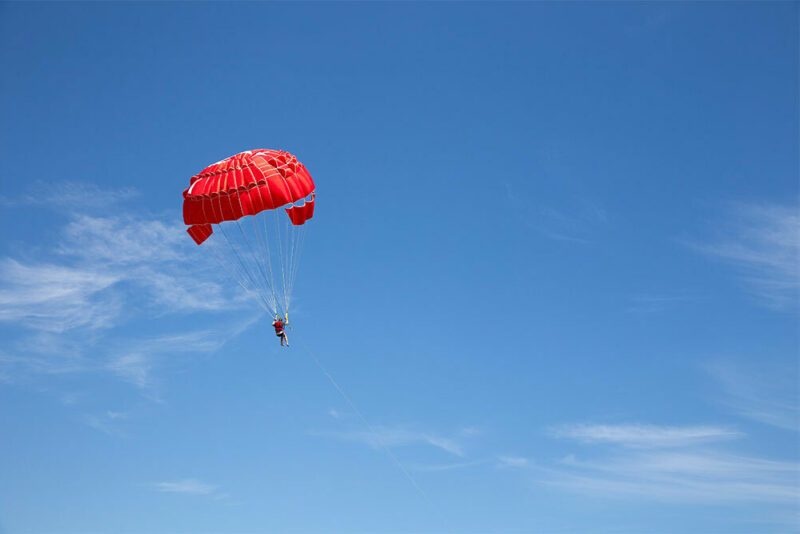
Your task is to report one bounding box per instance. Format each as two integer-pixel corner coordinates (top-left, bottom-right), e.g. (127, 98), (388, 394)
(206, 208), (307, 319)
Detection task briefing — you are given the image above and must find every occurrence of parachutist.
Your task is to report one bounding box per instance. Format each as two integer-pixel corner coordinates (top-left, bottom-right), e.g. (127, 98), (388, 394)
(272, 317), (289, 347)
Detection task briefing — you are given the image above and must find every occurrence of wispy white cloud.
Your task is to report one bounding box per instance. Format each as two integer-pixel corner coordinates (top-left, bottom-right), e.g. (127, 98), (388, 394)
(152, 478), (217, 496)
(497, 455), (530, 469)
(107, 354), (152, 389)
(706, 360), (799, 432)
(59, 392), (84, 406)
(2, 190), (247, 324)
(0, 217), (232, 335)
(138, 269), (233, 313)
(546, 450), (799, 504)
(123, 323), (258, 356)
(103, 317), (260, 392)
(313, 425), (466, 457)
(0, 347), (86, 376)
(1, 181), (139, 211)
(549, 423), (741, 448)
(57, 213), (234, 314)
(150, 478), (237, 504)
(410, 460), (487, 472)
(625, 7), (673, 35)
(532, 421), (800, 509)
(0, 182), (259, 392)
(0, 259), (122, 333)
(626, 294), (697, 314)
(504, 183), (607, 244)
(689, 201), (799, 309)
(58, 214), (183, 265)
(1, 317), (259, 393)
(527, 203), (607, 244)
(83, 410), (128, 436)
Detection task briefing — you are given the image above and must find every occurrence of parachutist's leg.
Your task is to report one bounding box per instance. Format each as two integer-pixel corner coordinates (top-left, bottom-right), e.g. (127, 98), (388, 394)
(283, 332), (289, 347)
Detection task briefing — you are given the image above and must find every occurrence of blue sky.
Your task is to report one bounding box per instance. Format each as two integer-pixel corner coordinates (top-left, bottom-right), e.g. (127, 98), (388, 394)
(0, 2), (798, 533)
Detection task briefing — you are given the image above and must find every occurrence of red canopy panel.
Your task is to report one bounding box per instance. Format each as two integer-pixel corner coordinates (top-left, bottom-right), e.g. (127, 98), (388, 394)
(286, 193), (315, 226)
(187, 223), (213, 245)
(183, 149), (315, 244)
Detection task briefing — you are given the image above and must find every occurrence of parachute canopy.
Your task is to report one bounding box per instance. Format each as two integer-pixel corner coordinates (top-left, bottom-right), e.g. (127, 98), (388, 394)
(183, 149), (315, 245)
(182, 149), (315, 317)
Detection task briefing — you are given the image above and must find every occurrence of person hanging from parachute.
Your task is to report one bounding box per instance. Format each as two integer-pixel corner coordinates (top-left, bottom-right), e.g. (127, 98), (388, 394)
(181, 149), (315, 347)
(272, 315), (289, 347)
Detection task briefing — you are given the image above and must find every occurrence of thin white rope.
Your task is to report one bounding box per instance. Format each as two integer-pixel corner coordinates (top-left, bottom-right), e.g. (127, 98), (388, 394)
(217, 193), (264, 296)
(233, 212), (273, 310)
(206, 236), (270, 313)
(253, 166), (283, 318)
(285, 213), (299, 313)
(273, 208), (290, 313)
(227, 215), (273, 312)
(283, 209), (292, 313)
(275, 170), (299, 313)
(288, 223), (307, 307)
(255, 188), (281, 317)
(201, 194), (272, 312)
(246, 177), (282, 315)
(218, 222), (274, 313)
(294, 335), (437, 514)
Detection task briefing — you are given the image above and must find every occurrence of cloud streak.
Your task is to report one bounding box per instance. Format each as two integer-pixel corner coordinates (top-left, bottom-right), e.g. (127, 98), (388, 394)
(150, 478), (237, 505)
(549, 423), (742, 448)
(313, 425), (466, 457)
(504, 183), (608, 244)
(626, 294), (697, 314)
(0, 182), (260, 394)
(103, 316), (261, 392)
(690, 201), (799, 309)
(706, 360), (799, 432)
(0, 259), (122, 333)
(0, 214), (234, 335)
(152, 478), (217, 496)
(497, 455), (530, 469)
(513, 422), (800, 511)
(83, 410), (128, 436)
(410, 460), (487, 472)
(1, 181), (139, 211)
(547, 450), (800, 504)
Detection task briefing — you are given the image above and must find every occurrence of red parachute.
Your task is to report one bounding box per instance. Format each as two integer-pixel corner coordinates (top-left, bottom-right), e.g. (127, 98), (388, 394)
(182, 149), (315, 317)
